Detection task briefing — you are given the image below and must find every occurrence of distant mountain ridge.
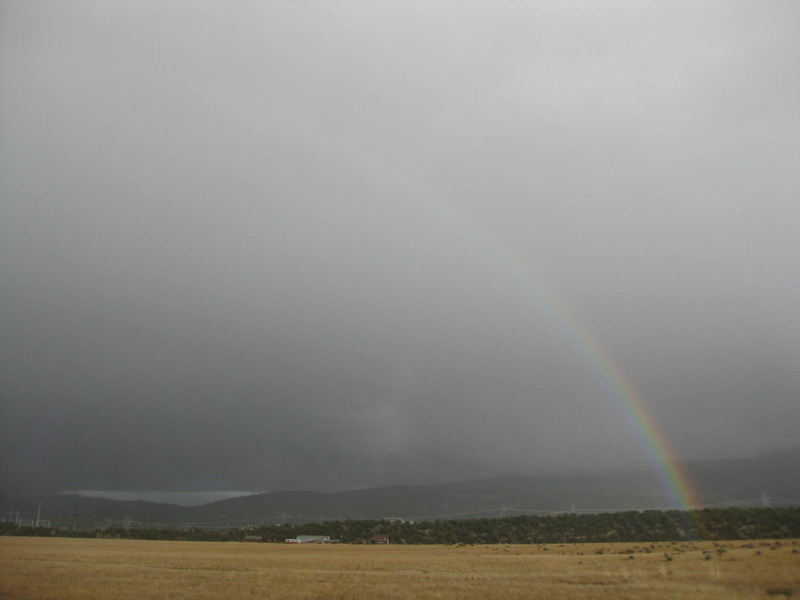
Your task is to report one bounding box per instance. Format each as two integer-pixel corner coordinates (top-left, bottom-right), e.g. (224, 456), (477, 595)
(4, 447), (798, 526)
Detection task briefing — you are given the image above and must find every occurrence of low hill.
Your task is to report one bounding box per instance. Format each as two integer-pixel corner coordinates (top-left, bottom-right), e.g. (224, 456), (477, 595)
(7, 447), (798, 527)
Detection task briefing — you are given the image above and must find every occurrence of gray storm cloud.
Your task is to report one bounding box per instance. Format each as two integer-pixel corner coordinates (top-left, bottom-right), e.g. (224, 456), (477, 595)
(1, 1), (798, 497)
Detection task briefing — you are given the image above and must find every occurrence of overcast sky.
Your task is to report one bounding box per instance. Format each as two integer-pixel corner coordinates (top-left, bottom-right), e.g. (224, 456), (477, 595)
(1, 1), (798, 500)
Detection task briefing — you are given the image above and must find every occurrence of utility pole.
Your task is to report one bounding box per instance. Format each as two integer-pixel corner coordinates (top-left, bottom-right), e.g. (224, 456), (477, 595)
(36, 502), (42, 527)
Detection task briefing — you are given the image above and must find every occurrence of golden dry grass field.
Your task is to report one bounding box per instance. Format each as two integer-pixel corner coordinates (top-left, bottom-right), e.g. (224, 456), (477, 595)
(1, 537), (798, 599)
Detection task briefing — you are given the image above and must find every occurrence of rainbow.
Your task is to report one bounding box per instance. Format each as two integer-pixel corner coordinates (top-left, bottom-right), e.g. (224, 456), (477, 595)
(436, 208), (704, 513)
(445, 219), (708, 538)
(227, 102), (703, 515)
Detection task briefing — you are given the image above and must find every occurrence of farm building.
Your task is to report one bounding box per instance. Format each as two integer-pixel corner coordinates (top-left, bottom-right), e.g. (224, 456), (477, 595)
(284, 535), (340, 544)
(370, 535), (389, 545)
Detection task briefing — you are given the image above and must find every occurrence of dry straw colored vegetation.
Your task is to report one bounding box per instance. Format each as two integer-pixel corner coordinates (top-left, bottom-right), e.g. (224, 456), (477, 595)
(1, 537), (798, 599)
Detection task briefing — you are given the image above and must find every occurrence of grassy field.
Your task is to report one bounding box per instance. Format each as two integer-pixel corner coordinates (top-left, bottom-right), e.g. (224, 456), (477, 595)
(1, 537), (798, 599)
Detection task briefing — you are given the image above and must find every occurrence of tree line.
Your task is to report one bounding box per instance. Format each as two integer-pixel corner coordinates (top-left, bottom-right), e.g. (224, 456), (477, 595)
(2, 507), (799, 544)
